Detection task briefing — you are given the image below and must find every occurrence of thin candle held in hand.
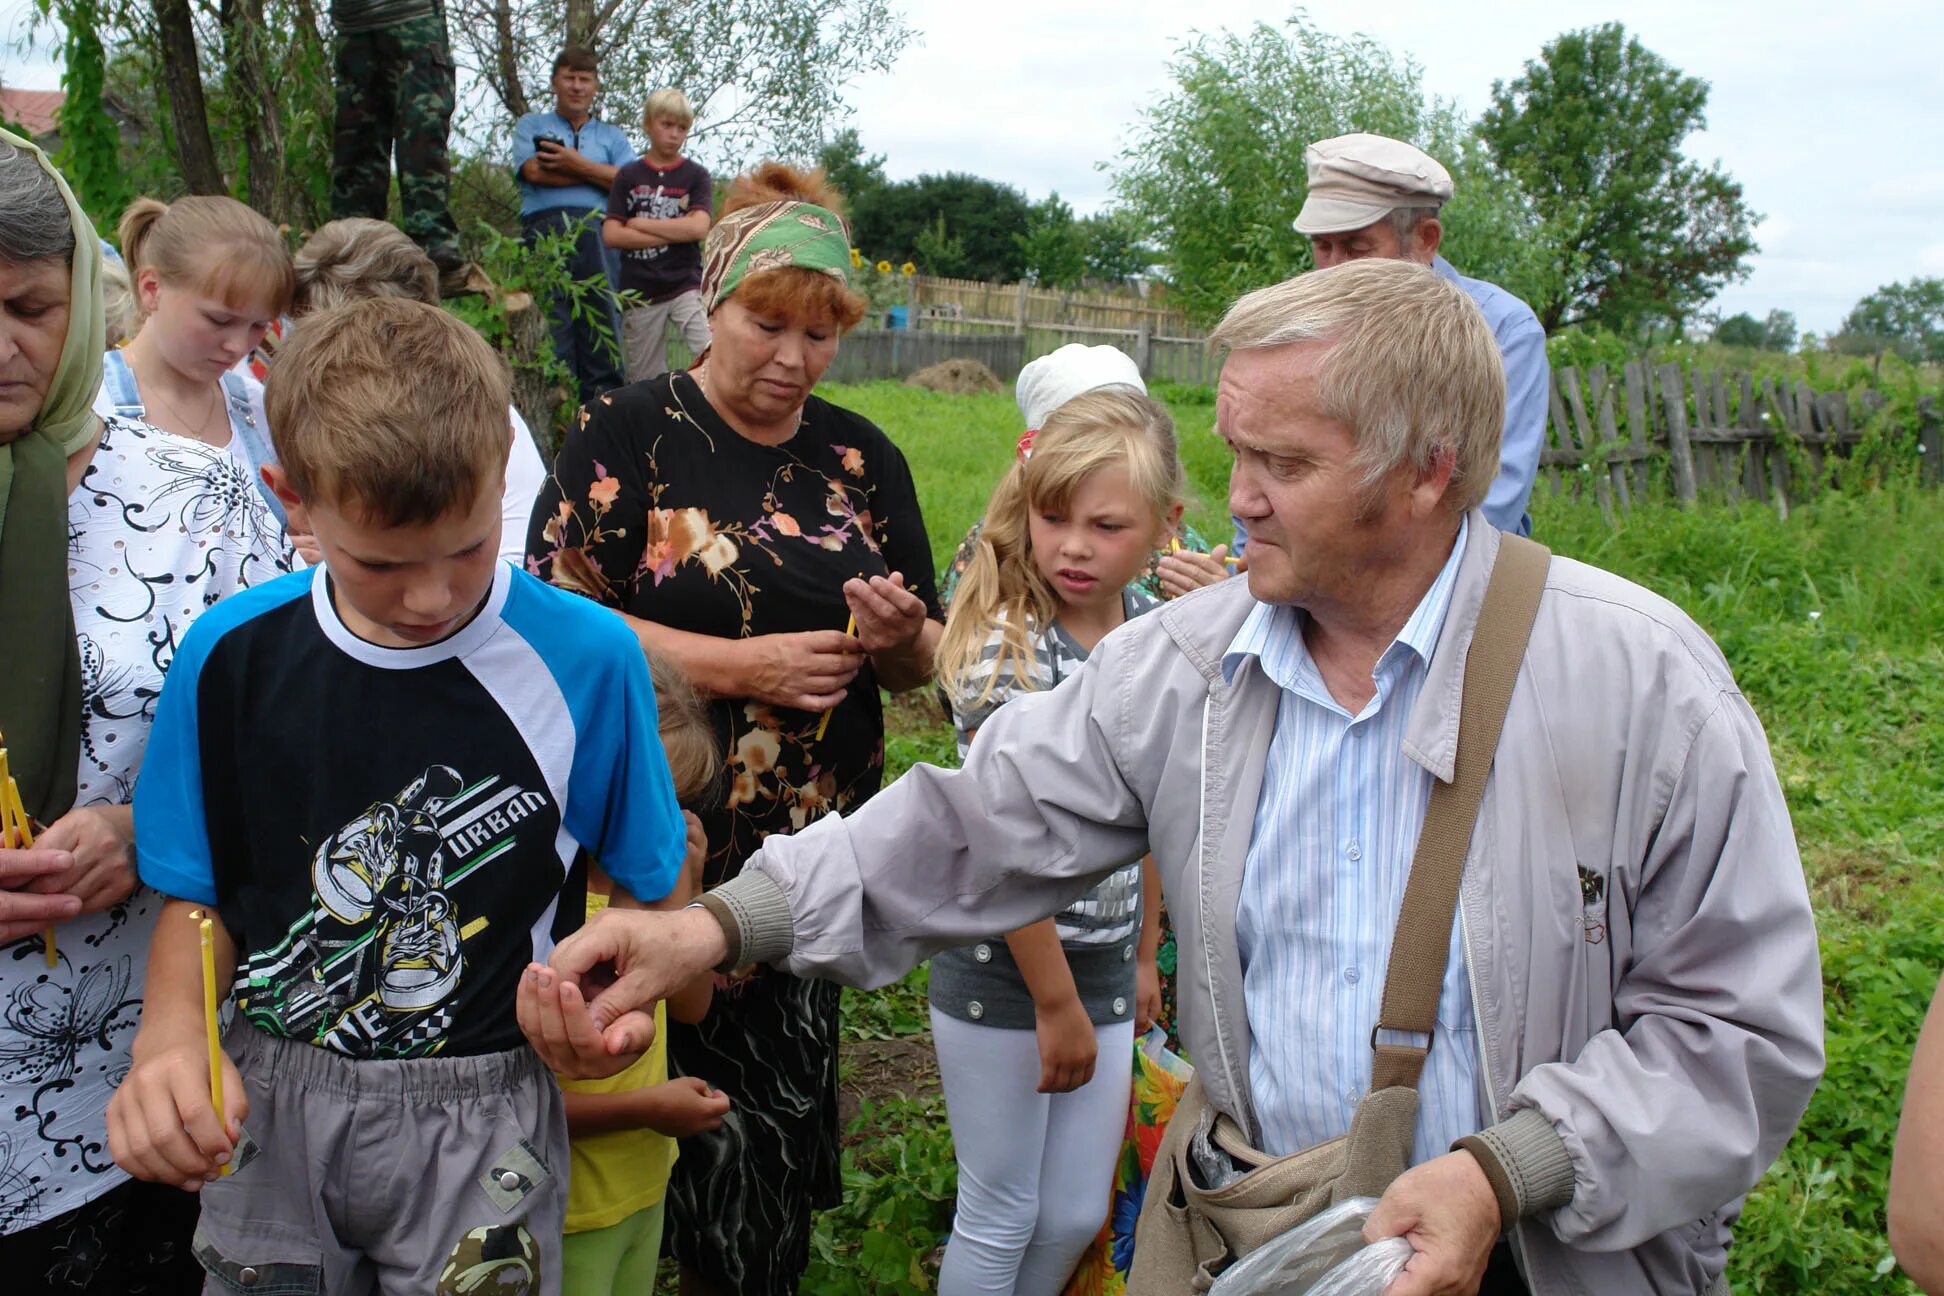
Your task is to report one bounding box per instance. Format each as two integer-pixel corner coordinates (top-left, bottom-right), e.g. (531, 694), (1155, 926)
(199, 912), (230, 1175)
(814, 613), (858, 743)
(0, 737), (55, 968)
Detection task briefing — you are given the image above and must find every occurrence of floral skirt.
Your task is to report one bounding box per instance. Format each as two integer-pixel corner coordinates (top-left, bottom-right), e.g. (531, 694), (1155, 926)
(664, 967), (844, 1296)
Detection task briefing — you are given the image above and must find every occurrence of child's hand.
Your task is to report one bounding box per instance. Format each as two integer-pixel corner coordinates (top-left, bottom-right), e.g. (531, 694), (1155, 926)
(643, 1076), (731, 1137)
(1136, 958), (1163, 1036)
(1034, 997), (1098, 1094)
(107, 1036), (247, 1190)
(1157, 544), (1234, 599)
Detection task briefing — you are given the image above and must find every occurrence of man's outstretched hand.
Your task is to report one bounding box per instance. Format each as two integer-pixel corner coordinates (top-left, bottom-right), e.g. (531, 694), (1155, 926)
(521, 905), (730, 1078)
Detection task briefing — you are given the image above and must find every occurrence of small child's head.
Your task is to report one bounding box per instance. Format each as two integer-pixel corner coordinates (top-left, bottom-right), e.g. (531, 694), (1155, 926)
(645, 648), (719, 807)
(642, 88), (694, 158)
(938, 386), (1184, 697)
(294, 218), (439, 315)
(117, 195), (293, 380)
(100, 257), (135, 350)
(262, 297), (511, 648)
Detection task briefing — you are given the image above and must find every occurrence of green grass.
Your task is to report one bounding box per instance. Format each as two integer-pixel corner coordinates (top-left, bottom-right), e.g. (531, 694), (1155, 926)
(754, 383), (1944, 1294)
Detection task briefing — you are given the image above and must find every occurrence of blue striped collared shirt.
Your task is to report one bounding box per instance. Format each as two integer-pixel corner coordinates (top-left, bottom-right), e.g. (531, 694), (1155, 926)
(1221, 518), (1481, 1163)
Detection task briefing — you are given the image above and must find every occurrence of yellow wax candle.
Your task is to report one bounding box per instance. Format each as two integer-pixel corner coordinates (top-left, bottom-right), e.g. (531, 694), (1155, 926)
(200, 913), (230, 1175)
(814, 613), (858, 743)
(0, 745), (54, 968)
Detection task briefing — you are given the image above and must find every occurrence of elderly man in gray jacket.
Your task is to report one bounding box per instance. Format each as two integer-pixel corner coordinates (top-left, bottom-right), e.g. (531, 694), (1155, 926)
(522, 259), (1824, 1296)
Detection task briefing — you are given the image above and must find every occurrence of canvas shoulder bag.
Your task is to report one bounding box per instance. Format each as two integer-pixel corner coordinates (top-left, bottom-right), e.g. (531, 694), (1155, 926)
(1128, 535), (1551, 1294)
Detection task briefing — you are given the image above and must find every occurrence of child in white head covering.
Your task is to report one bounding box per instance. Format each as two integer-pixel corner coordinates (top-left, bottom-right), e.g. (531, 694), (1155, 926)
(940, 345), (1230, 608)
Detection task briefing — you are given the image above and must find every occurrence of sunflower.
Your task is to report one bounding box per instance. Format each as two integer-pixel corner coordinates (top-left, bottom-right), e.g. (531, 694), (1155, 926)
(875, 259), (892, 273)
(900, 262), (916, 276)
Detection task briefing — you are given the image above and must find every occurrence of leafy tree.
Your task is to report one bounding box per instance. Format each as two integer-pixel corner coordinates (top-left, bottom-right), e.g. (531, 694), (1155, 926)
(1716, 309), (1797, 352)
(1838, 277), (1944, 362)
(910, 212), (968, 278)
(817, 127), (887, 215)
(853, 172), (1031, 282)
(41, 0), (127, 226)
(1078, 208), (1154, 285)
(1714, 313), (1766, 349)
(449, 0), (914, 167)
(1480, 22), (1758, 334)
(1762, 308), (1797, 353)
(1110, 14), (1552, 324)
(1016, 192), (1086, 288)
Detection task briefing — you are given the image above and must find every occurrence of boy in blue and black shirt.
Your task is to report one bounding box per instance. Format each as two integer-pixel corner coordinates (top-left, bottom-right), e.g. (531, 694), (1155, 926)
(109, 298), (687, 1294)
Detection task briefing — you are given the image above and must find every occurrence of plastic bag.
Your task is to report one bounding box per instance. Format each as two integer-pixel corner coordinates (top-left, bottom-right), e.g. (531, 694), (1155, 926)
(1206, 1196), (1414, 1296)
(1060, 1028), (1195, 1296)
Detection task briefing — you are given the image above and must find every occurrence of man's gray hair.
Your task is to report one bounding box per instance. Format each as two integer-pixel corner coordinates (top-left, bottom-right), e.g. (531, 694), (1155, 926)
(0, 138), (76, 266)
(1211, 259), (1504, 513)
(1386, 204), (1441, 248)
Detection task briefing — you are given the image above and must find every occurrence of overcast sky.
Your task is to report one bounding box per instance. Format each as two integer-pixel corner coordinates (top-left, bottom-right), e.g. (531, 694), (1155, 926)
(6, 0), (1940, 333)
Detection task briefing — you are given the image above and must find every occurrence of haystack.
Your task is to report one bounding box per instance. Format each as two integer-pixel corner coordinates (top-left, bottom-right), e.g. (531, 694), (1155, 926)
(905, 358), (1003, 395)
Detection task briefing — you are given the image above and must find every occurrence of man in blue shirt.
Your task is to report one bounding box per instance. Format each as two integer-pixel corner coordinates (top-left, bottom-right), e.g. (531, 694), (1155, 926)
(512, 46), (637, 402)
(1295, 133), (1549, 536)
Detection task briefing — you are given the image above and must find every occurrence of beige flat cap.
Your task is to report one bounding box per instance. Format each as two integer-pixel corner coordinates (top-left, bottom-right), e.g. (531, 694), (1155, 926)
(1293, 133), (1454, 235)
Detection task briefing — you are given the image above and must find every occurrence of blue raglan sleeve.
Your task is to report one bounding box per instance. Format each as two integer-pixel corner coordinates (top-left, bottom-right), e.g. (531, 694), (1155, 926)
(133, 627), (221, 906)
(564, 631), (687, 905)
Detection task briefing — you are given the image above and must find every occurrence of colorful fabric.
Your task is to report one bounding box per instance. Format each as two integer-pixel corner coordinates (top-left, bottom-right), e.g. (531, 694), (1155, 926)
(331, 11), (460, 264)
(1061, 1028), (1196, 1296)
(1, 416), (288, 1236)
(526, 370), (939, 1296)
(133, 561), (688, 1059)
(562, 895), (675, 1234)
(0, 127), (103, 824)
(606, 156), (712, 299)
(699, 201), (850, 314)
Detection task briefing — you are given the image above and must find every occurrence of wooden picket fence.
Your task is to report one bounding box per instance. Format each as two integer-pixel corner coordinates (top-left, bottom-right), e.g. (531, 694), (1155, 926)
(1539, 362), (1943, 518)
(907, 275), (1195, 337)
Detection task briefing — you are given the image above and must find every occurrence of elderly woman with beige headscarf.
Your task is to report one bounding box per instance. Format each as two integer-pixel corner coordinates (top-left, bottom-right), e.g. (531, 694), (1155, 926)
(0, 129), (288, 1290)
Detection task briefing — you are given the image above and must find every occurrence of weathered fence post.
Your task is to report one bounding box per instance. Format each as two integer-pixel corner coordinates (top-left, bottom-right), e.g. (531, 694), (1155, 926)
(1134, 318), (1153, 378)
(1623, 363), (1651, 498)
(1921, 396), (1943, 489)
(1560, 367), (1615, 524)
(1659, 362), (1699, 504)
(1591, 366), (1630, 511)
(1013, 279), (1028, 337)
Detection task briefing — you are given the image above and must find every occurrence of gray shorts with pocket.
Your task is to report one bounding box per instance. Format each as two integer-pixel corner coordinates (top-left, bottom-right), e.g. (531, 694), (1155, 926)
(193, 1021), (567, 1295)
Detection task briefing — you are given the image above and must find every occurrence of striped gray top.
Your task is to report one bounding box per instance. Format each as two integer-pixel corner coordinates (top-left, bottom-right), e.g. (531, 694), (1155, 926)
(948, 591), (1155, 948)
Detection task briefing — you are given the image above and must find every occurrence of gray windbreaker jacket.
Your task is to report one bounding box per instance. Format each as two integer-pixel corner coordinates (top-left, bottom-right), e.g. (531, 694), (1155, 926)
(712, 515), (1825, 1295)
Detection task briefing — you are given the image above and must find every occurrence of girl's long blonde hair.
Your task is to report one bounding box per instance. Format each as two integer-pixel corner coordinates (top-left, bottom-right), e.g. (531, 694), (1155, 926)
(937, 387), (1183, 709)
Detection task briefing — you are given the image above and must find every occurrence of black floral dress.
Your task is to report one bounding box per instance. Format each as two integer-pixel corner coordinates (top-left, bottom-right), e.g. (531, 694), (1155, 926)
(526, 372), (940, 1294)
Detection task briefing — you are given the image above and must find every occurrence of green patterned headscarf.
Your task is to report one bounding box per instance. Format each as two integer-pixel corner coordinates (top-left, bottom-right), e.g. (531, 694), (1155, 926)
(0, 127), (104, 822)
(699, 201), (853, 314)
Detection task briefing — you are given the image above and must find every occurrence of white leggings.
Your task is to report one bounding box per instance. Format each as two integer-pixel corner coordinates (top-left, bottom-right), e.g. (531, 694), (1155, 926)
(932, 1007), (1136, 1296)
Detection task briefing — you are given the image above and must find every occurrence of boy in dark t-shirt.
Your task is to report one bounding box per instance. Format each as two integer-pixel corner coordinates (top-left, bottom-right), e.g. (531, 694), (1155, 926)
(108, 300), (688, 1294)
(604, 88), (713, 381)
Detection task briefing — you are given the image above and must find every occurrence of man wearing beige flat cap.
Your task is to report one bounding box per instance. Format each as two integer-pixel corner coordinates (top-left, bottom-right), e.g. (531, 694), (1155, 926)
(1295, 132), (1548, 537)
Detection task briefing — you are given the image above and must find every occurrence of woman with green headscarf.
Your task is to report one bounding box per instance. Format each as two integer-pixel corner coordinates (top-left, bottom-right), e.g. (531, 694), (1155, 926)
(527, 161), (942, 1296)
(0, 130), (289, 1289)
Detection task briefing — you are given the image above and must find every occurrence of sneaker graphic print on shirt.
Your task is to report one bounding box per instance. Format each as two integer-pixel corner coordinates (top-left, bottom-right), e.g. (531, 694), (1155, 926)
(237, 766), (553, 1058)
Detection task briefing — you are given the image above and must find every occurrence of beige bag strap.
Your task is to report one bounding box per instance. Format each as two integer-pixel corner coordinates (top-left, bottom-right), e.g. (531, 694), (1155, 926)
(1369, 535), (1550, 1092)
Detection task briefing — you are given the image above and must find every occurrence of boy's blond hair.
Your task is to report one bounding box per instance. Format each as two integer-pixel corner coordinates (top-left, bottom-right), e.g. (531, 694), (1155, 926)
(643, 88), (694, 131)
(265, 298), (510, 527)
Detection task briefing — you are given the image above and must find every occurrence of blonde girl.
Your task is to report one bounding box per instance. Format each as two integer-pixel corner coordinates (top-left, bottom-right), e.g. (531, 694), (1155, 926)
(560, 650), (730, 1295)
(96, 195), (294, 519)
(930, 387), (1180, 1296)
